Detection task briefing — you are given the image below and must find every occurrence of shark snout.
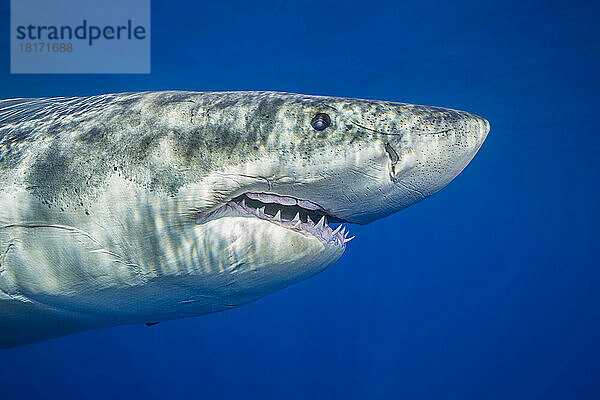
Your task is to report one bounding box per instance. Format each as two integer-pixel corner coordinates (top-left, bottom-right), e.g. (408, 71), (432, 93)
(472, 113), (490, 152)
(451, 112), (489, 162)
(392, 110), (489, 199)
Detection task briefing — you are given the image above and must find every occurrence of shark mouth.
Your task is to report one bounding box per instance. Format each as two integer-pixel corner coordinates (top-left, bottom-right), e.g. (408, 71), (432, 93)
(199, 192), (354, 246)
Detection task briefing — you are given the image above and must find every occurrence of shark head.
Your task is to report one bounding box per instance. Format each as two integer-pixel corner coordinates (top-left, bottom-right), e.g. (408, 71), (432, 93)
(198, 93), (490, 224)
(125, 91), (490, 306)
(0, 91), (489, 346)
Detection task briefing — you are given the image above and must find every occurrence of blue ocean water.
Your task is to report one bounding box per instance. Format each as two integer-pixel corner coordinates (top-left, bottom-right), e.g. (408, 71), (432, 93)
(1, 1), (599, 399)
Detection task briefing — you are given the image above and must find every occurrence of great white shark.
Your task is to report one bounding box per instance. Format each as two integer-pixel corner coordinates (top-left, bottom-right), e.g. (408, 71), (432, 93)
(0, 91), (489, 348)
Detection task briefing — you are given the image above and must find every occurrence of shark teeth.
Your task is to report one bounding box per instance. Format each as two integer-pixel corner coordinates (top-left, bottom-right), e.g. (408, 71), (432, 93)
(332, 225), (342, 236)
(243, 203), (349, 247)
(201, 193), (353, 247)
(315, 216), (325, 230)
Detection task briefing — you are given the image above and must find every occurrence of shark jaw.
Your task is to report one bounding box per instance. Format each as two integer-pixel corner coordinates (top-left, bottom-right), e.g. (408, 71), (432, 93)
(198, 192), (355, 248)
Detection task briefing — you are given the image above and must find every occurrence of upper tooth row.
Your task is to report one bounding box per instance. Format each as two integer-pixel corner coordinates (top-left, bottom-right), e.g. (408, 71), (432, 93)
(246, 192), (323, 211)
(241, 200), (326, 226)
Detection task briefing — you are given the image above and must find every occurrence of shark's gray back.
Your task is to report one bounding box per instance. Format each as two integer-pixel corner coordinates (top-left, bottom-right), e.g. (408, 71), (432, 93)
(0, 91), (326, 205)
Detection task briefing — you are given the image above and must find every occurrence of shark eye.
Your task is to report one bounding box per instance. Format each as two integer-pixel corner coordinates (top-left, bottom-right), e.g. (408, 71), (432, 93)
(311, 113), (331, 131)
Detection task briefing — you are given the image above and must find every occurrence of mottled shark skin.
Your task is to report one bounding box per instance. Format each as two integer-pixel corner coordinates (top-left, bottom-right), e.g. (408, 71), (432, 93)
(0, 91), (489, 347)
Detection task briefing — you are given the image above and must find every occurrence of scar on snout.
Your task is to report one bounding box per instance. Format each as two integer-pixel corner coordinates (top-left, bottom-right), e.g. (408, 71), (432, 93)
(0, 241), (16, 274)
(385, 142), (400, 177)
(384, 142), (399, 163)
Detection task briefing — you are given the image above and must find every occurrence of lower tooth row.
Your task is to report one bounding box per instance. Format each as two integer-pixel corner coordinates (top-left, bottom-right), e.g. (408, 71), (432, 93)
(238, 201), (351, 245)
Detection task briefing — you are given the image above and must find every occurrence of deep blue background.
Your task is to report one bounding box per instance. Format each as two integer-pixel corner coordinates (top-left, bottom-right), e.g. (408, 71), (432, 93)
(1, 1), (599, 399)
